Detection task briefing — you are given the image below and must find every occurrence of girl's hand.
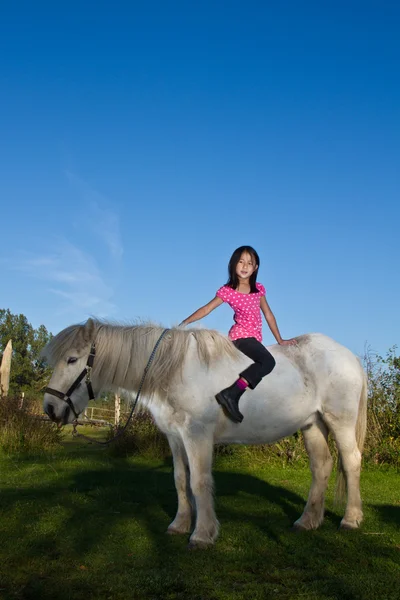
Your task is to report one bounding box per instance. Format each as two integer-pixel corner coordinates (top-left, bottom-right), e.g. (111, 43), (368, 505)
(279, 338), (298, 346)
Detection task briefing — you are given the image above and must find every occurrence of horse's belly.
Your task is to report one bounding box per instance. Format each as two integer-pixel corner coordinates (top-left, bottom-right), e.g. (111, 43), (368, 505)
(214, 383), (317, 445)
(215, 412), (315, 445)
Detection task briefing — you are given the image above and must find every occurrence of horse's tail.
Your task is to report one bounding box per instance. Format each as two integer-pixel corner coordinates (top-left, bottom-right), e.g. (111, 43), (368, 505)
(334, 365), (368, 505)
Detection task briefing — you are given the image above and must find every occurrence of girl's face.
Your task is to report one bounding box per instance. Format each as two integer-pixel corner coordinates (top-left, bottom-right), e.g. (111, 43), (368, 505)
(235, 252), (258, 281)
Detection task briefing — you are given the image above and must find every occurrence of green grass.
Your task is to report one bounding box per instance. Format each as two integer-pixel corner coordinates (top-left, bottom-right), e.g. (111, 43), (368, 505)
(0, 429), (399, 600)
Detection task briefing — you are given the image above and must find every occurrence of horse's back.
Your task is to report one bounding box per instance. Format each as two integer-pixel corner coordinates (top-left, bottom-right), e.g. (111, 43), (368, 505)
(280, 333), (364, 417)
(271, 333), (362, 381)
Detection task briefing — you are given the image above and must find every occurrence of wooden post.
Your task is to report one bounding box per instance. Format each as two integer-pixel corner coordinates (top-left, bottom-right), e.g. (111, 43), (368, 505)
(115, 393), (121, 425)
(0, 339), (12, 397)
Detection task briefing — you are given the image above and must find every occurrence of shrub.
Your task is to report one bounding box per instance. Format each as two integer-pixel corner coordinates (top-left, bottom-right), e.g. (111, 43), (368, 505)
(364, 346), (400, 467)
(215, 433), (309, 467)
(0, 395), (61, 455)
(106, 410), (170, 458)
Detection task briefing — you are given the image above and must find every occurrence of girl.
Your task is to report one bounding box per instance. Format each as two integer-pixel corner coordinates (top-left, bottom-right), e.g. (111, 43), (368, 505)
(180, 245), (297, 423)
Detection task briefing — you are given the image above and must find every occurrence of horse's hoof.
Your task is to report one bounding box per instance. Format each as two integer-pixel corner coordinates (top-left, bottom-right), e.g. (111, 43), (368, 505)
(166, 527), (189, 536)
(339, 522), (360, 531)
(291, 523), (308, 533)
(187, 540), (213, 550)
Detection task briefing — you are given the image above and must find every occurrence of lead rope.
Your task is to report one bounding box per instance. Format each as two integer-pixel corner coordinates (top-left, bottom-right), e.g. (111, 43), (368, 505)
(72, 328), (170, 446)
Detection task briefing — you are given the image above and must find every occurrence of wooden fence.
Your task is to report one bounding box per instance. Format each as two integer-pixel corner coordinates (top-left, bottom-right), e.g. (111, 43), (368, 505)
(84, 404), (130, 426)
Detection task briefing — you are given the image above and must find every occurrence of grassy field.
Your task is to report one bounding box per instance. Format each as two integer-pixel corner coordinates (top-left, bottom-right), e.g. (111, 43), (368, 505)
(0, 428), (399, 600)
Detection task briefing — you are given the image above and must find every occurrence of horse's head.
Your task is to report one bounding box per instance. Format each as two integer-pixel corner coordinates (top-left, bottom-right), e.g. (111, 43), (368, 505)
(43, 318), (97, 425)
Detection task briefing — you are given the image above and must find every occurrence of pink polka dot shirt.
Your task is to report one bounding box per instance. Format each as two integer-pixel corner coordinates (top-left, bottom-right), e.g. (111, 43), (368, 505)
(216, 282), (266, 342)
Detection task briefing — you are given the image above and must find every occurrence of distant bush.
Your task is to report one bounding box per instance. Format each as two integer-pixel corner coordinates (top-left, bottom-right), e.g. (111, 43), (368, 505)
(0, 395), (61, 455)
(106, 410), (170, 459)
(363, 346), (400, 467)
(215, 433), (310, 467)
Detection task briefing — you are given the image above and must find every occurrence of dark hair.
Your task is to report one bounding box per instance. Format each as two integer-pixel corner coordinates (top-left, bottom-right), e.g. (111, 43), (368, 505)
(226, 246), (260, 293)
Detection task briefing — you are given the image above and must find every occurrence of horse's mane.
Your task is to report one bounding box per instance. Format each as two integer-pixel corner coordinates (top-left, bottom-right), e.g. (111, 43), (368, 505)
(43, 320), (241, 396)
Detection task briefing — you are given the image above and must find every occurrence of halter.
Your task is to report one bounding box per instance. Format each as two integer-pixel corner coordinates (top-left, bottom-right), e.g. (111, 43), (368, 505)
(44, 342), (96, 419)
(71, 328), (170, 446)
(43, 328), (170, 445)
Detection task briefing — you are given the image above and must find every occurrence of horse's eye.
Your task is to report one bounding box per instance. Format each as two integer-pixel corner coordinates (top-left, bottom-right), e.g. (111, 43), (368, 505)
(67, 357), (78, 364)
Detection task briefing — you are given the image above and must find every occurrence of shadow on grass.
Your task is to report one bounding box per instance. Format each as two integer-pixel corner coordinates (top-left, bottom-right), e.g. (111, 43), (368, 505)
(0, 449), (399, 600)
(372, 504), (400, 529)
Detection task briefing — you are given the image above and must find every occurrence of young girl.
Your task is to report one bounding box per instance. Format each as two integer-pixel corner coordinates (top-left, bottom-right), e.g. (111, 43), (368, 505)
(180, 245), (297, 423)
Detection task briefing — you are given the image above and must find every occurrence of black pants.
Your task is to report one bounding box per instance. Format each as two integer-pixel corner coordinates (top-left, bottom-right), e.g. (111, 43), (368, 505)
(233, 337), (276, 389)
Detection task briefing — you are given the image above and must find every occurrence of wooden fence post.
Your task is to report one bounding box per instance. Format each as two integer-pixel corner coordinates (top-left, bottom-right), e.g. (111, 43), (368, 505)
(0, 339), (12, 397)
(115, 393), (121, 425)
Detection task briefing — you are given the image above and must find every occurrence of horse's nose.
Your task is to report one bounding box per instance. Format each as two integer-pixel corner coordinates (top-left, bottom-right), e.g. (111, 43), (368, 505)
(62, 405), (71, 425)
(45, 402), (56, 421)
(45, 402), (69, 424)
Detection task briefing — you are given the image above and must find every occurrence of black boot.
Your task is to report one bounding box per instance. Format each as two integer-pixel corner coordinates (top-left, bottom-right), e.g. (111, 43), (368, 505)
(215, 382), (245, 423)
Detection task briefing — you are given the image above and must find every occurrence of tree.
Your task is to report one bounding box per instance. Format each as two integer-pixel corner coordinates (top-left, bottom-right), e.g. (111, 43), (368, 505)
(0, 309), (52, 395)
(30, 324), (53, 391)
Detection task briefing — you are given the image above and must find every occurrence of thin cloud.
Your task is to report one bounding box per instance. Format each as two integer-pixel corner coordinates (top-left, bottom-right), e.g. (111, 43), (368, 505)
(9, 240), (117, 318)
(49, 289), (116, 317)
(25, 257), (57, 267)
(66, 171), (123, 260)
(90, 202), (123, 260)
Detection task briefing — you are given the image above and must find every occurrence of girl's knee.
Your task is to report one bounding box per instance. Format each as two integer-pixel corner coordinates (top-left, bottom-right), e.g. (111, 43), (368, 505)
(262, 355), (276, 375)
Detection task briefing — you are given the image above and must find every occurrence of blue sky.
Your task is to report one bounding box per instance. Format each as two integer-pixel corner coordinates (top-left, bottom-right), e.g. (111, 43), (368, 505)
(1, 1), (399, 359)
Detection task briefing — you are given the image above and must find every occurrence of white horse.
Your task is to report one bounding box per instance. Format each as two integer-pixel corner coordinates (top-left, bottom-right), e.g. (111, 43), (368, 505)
(43, 319), (367, 548)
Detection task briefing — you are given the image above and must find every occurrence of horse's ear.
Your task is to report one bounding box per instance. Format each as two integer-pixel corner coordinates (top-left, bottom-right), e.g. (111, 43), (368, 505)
(84, 318), (95, 342)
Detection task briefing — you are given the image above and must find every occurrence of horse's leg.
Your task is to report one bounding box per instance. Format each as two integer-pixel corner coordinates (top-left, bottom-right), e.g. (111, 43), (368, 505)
(166, 434), (193, 535)
(180, 428), (219, 549)
(293, 417), (333, 531)
(326, 421), (363, 529)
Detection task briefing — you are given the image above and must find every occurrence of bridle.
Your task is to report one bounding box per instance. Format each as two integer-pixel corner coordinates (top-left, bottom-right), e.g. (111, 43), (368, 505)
(44, 342), (96, 419)
(43, 329), (170, 445)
